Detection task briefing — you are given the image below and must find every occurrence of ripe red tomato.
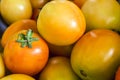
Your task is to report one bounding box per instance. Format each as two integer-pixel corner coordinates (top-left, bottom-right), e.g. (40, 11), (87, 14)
(37, 0), (86, 46)
(3, 29), (49, 76)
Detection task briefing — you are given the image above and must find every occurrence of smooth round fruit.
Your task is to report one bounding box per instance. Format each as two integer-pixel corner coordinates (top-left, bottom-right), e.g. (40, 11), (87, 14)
(39, 56), (80, 80)
(37, 0), (86, 46)
(0, 74), (35, 80)
(1, 19), (38, 47)
(71, 29), (120, 80)
(81, 0), (120, 32)
(3, 30), (49, 76)
(0, 53), (5, 78)
(1, 0), (32, 25)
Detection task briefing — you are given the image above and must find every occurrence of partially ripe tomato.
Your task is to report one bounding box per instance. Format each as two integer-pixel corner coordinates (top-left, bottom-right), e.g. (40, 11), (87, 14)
(30, 0), (49, 9)
(39, 56), (80, 80)
(37, 0), (86, 46)
(3, 29), (49, 76)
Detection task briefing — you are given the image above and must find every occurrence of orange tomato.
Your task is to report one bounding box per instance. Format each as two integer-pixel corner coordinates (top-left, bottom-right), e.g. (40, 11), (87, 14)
(37, 0), (86, 46)
(3, 29), (49, 76)
(1, 19), (38, 47)
(30, 0), (49, 9)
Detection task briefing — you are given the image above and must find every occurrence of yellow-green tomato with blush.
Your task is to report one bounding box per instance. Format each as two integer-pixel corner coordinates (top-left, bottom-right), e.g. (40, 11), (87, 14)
(1, 0), (32, 25)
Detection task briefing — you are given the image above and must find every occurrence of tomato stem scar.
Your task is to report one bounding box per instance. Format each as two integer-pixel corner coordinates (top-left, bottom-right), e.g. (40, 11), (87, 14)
(16, 29), (39, 48)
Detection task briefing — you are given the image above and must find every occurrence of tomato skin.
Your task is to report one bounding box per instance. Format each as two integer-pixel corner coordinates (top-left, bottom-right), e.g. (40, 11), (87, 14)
(37, 0), (86, 46)
(3, 30), (49, 76)
(1, 0), (32, 25)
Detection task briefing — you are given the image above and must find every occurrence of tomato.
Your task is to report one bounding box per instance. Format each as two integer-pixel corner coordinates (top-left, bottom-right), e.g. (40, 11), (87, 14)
(71, 29), (120, 80)
(115, 67), (120, 80)
(3, 29), (49, 76)
(1, 19), (38, 48)
(30, 0), (49, 9)
(1, 0), (32, 25)
(0, 74), (35, 80)
(73, 0), (86, 8)
(37, 0), (86, 46)
(39, 56), (80, 80)
(31, 9), (41, 21)
(0, 1), (1, 14)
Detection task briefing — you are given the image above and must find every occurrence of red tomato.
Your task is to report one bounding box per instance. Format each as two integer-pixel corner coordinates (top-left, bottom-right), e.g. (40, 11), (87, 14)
(3, 29), (49, 76)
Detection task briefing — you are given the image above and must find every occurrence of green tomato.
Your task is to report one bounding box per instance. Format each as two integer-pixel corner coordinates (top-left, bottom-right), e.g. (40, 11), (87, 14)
(1, 0), (32, 25)
(81, 0), (120, 32)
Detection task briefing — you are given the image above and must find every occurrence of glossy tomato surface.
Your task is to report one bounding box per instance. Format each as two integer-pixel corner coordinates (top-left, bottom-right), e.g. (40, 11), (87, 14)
(1, 19), (38, 47)
(37, 0), (86, 46)
(39, 56), (80, 80)
(1, 0), (32, 24)
(3, 30), (49, 76)
(71, 29), (120, 80)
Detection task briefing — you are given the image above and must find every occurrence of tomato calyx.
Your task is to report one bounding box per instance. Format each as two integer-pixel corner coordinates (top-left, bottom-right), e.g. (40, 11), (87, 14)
(16, 29), (39, 48)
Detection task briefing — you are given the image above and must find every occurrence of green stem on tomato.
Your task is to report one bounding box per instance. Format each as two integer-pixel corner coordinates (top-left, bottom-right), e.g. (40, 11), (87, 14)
(16, 29), (39, 48)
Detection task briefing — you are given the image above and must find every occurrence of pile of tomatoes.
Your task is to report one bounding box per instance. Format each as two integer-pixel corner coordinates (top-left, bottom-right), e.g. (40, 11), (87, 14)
(0, 0), (120, 80)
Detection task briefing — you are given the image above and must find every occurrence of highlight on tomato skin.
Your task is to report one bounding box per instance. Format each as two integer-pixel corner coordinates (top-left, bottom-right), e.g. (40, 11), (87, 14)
(3, 29), (49, 76)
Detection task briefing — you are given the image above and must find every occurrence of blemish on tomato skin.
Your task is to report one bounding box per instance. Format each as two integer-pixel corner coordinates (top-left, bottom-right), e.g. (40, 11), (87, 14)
(80, 70), (87, 77)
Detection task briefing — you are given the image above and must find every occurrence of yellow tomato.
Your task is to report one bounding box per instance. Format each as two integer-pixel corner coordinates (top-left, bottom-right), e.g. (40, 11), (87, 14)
(1, 0), (32, 25)
(0, 74), (35, 80)
(37, 0), (86, 46)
